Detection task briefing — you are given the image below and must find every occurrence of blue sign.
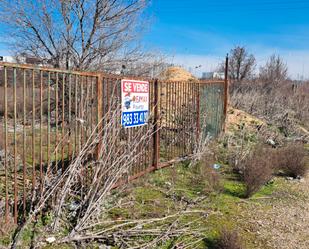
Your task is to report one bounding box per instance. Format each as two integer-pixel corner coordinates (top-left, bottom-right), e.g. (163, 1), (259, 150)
(122, 111), (148, 127)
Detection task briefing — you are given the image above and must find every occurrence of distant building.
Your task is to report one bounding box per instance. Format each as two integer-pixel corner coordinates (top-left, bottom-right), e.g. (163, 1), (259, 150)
(202, 72), (213, 79)
(201, 71), (225, 80)
(213, 72), (225, 80)
(0, 56), (16, 63)
(0, 55), (50, 66)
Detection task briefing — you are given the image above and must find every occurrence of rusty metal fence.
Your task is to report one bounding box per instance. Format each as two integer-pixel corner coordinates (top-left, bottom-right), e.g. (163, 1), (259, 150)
(0, 61), (228, 224)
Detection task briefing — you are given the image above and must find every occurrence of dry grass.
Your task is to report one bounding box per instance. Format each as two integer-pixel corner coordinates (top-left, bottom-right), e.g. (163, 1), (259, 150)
(230, 81), (309, 135)
(275, 143), (308, 178)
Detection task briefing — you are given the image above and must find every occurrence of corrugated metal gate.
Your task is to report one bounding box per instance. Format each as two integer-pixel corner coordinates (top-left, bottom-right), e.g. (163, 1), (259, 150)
(199, 81), (225, 138)
(0, 62), (228, 224)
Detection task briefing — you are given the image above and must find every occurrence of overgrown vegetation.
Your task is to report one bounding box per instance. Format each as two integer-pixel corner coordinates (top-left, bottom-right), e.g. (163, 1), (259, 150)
(195, 152), (223, 193)
(275, 143), (308, 178)
(242, 145), (274, 198)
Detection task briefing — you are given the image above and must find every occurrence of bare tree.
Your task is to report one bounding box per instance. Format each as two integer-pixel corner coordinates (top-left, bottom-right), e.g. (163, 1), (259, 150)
(0, 0), (148, 70)
(259, 54), (288, 83)
(221, 46), (256, 82)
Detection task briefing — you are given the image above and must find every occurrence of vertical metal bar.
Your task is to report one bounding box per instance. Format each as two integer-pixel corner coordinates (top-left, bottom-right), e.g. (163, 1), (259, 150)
(85, 77), (90, 184)
(174, 81), (178, 157)
(177, 81), (180, 157)
(47, 72), (51, 173)
(89, 77), (94, 178)
(40, 71), (43, 191)
(106, 78), (110, 120)
(90, 77), (94, 135)
(96, 74), (103, 158)
(178, 82), (181, 156)
(196, 82), (200, 141)
(32, 69), (36, 192)
(161, 82), (166, 160)
(13, 67), (18, 224)
(173, 82), (177, 158)
(4, 67), (9, 223)
(185, 82), (188, 155)
(192, 82), (195, 151)
(85, 77), (90, 141)
(172, 82), (176, 158)
(167, 81), (171, 160)
(75, 75), (78, 156)
(152, 79), (160, 169)
(187, 82), (191, 153)
(68, 74), (72, 159)
(80, 76), (83, 150)
(61, 74), (65, 171)
(223, 55), (229, 132)
(149, 80), (153, 166)
(181, 82), (184, 156)
(215, 83), (220, 136)
(22, 69), (27, 219)
(55, 72), (59, 170)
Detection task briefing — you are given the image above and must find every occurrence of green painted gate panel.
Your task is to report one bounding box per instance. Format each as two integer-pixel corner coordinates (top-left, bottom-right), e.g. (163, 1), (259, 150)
(199, 83), (225, 138)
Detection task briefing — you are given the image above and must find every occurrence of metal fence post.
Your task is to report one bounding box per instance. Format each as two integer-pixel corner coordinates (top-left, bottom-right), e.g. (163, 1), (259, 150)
(196, 82), (201, 139)
(223, 54), (229, 131)
(153, 79), (160, 169)
(96, 74), (103, 159)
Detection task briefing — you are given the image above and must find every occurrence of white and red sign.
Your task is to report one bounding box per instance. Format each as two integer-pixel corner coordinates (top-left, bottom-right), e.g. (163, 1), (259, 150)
(121, 79), (149, 128)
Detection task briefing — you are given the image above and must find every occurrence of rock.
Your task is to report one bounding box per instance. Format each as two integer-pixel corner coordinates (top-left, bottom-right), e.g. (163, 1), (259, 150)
(165, 181), (172, 186)
(68, 201), (79, 211)
(266, 138), (276, 147)
(257, 220), (264, 227)
(136, 224), (143, 229)
(46, 237), (56, 244)
(99, 246), (111, 249)
(76, 118), (86, 125)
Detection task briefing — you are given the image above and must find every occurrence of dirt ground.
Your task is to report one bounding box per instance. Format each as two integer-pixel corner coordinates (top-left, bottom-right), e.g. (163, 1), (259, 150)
(241, 174), (309, 249)
(225, 107), (309, 249)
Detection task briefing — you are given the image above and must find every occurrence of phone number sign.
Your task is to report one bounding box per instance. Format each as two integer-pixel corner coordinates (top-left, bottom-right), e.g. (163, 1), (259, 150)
(121, 79), (149, 128)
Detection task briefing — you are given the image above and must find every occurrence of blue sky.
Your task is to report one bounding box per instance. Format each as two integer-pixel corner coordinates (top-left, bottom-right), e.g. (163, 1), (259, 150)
(1, 0), (308, 78)
(144, 0), (309, 78)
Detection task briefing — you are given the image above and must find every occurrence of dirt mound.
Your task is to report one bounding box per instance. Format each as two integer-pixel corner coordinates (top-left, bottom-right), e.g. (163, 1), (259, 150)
(159, 67), (196, 81)
(226, 107), (309, 143)
(226, 107), (265, 133)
